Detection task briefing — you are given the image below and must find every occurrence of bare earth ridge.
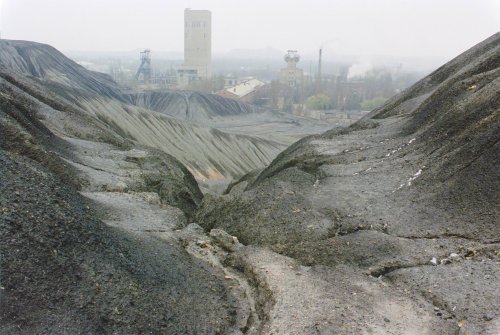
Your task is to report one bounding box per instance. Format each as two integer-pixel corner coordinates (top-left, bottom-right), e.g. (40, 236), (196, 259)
(0, 33), (499, 334)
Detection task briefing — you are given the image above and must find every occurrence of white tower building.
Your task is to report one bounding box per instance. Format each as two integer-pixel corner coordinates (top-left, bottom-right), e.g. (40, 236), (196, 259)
(177, 9), (212, 86)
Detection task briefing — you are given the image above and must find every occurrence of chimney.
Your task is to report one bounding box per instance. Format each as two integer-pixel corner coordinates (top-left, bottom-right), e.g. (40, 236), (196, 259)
(317, 48), (322, 93)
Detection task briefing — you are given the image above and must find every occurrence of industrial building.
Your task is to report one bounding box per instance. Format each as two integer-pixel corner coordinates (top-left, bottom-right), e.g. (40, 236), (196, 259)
(177, 9), (212, 87)
(280, 50), (303, 87)
(217, 78), (266, 103)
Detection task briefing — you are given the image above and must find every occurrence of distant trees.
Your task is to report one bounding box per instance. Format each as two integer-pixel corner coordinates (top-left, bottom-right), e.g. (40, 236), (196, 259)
(360, 96), (387, 111)
(305, 94), (333, 110)
(297, 66), (422, 111)
(205, 65), (422, 112)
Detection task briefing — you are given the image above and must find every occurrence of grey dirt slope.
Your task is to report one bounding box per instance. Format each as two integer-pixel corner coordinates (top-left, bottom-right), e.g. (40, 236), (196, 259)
(129, 90), (260, 121)
(0, 40), (284, 180)
(0, 33), (498, 335)
(196, 32), (500, 334)
(0, 76), (243, 333)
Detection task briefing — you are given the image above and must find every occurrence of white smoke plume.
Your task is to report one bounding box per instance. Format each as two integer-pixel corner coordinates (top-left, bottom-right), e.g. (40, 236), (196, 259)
(347, 60), (373, 79)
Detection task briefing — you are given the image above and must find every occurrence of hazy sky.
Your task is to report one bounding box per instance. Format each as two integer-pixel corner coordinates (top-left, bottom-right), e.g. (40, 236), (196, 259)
(1, 0), (499, 58)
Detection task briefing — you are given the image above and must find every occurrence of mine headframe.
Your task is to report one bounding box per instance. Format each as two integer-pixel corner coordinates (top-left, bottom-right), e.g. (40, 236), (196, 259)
(135, 49), (151, 83)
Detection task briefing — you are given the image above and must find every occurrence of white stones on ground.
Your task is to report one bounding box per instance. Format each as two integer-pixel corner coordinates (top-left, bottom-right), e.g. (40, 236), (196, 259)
(394, 166), (427, 191)
(440, 252), (461, 265)
(407, 168), (423, 186)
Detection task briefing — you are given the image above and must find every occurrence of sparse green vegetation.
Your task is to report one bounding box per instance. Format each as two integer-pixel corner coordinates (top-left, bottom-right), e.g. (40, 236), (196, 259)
(361, 96), (387, 111)
(305, 94), (333, 110)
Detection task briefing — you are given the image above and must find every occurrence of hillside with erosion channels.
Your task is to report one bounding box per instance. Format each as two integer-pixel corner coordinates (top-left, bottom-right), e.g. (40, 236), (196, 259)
(0, 40), (292, 182)
(128, 90), (261, 121)
(0, 32), (499, 335)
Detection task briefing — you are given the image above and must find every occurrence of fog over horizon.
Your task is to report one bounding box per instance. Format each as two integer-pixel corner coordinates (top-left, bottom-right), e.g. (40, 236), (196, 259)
(1, 0), (499, 62)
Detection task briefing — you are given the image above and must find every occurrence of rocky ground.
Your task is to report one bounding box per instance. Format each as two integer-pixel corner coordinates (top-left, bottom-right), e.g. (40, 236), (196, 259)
(0, 81), (246, 333)
(195, 32), (500, 334)
(0, 33), (499, 335)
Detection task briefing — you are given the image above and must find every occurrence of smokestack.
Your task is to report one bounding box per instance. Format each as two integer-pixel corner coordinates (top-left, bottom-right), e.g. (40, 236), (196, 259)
(317, 48), (322, 93)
